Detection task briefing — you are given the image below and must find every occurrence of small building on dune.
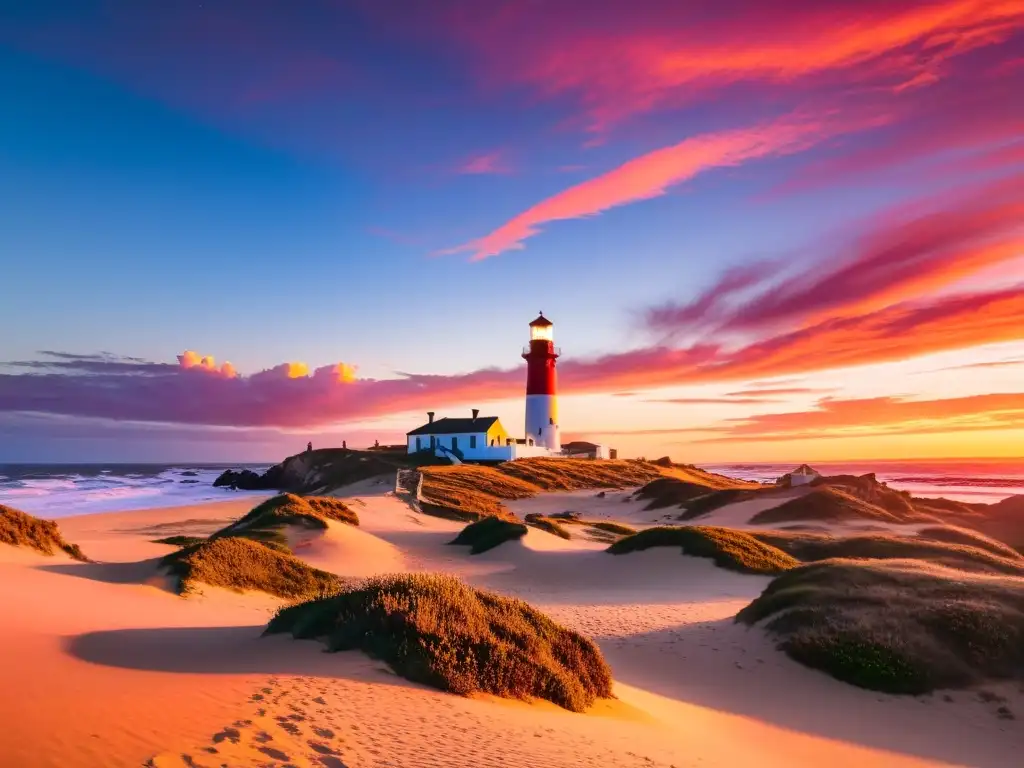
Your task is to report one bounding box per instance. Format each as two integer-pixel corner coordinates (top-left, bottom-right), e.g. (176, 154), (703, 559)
(406, 410), (554, 462)
(780, 464), (822, 487)
(561, 440), (612, 460)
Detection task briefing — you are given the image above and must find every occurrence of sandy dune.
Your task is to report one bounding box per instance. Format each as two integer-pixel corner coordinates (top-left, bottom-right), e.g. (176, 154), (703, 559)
(0, 484), (1020, 767)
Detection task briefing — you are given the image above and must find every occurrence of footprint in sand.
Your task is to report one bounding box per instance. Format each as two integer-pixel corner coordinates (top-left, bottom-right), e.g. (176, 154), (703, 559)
(308, 740), (341, 756)
(313, 726), (335, 739)
(211, 727), (241, 744)
(257, 745), (291, 761)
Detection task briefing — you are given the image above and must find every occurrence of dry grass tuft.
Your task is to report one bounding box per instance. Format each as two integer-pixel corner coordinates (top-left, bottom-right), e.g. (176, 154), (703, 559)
(608, 525), (797, 574)
(737, 558), (1024, 694)
(264, 573), (614, 711)
(450, 517), (529, 554)
(213, 493), (359, 551)
(151, 535), (206, 548)
(751, 530), (1024, 576)
(0, 504), (89, 561)
(161, 536), (342, 599)
(523, 514), (573, 539)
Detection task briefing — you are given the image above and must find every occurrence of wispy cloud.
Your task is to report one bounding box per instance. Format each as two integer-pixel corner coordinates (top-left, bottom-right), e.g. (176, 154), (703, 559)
(446, 115), (847, 260)
(457, 150), (511, 175)
(692, 392), (1024, 443)
(645, 175), (1024, 337)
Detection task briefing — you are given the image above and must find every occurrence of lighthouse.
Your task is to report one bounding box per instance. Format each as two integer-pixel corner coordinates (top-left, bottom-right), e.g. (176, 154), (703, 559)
(523, 312), (561, 451)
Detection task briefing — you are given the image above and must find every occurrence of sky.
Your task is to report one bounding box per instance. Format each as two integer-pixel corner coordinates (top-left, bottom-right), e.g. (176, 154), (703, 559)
(1, 0), (1023, 463)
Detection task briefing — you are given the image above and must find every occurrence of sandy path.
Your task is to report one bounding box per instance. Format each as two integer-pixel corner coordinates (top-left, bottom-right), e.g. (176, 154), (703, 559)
(1, 489), (1021, 767)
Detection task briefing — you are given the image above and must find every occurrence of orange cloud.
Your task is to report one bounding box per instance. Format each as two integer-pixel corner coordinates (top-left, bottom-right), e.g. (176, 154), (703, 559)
(448, 116), (847, 260)
(176, 350), (238, 378)
(286, 362), (309, 379)
(692, 392), (1024, 443)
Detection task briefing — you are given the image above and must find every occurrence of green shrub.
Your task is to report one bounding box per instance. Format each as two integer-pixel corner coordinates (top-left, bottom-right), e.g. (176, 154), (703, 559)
(450, 517), (528, 554)
(608, 525), (797, 575)
(736, 558), (1024, 694)
(264, 573), (614, 712)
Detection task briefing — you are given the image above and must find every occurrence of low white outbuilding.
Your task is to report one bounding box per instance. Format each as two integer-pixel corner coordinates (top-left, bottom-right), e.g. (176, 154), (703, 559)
(786, 464), (822, 486)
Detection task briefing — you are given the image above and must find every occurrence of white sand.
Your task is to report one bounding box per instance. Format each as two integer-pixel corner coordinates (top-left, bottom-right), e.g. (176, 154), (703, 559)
(0, 486), (1020, 767)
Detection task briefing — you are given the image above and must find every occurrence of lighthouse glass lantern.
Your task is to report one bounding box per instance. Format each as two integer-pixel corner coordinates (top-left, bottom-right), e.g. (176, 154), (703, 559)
(530, 315), (554, 342)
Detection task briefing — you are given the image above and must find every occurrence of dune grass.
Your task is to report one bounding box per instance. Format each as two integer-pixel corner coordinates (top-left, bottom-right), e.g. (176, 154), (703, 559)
(212, 493), (359, 552)
(161, 536), (343, 599)
(751, 530), (1024, 576)
(918, 525), (1024, 559)
(678, 488), (762, 521)
(607, 525), (797, 575)
(419, 465), (535, 521)
(0, 504), (89, 561)
(151, 534), (207, 548)
(523, 513), (573, 539)
(497, 457), (665, 491)
(587, 521), (637, 536)
(450, 517), (529, 554)
(737, 558), (1024, 694)
(264, 573), (613, 712)
(750, 487), (910, 526)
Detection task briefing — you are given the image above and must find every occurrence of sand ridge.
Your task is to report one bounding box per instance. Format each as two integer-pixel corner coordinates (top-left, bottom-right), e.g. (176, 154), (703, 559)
(0, 486), (1021, 767)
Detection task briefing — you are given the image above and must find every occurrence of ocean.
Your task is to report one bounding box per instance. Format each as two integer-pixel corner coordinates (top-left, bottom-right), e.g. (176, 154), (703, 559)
(703, 459), (1024, 506)
(1, 459), (1021, 519)
(0, 463), (272, 518)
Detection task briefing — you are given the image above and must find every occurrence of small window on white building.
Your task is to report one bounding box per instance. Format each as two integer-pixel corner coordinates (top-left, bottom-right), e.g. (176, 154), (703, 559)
(452, 436), (458, 450)
(416, 436), (422, 451)
(470, 435), (477, 449)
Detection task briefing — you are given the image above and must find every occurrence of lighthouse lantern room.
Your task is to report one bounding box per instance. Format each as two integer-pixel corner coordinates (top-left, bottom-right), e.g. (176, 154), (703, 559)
(523, 312), (561, 451)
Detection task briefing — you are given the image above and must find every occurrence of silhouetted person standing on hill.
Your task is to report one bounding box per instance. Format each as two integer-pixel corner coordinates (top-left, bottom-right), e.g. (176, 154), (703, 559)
(342, 440), (347, 449)
(306, 441), (312, 453)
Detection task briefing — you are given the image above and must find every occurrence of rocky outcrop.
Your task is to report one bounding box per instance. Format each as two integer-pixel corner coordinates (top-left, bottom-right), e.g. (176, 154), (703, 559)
(213, 448), (417, 494)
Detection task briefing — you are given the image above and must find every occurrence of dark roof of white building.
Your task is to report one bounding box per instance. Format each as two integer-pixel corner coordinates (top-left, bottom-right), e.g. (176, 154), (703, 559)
(407, 416), (500, 436)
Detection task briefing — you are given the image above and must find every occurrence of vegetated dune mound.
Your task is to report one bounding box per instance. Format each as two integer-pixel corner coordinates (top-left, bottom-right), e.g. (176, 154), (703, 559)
(917, 525), (1024, 560)
(521, 513), (635, 541)
(973, 495), (1024, 551)
(608, 525), (797, 575)
(498, 457), (666, 490)
(449, 517), (528, 554)
(737, 558), (1024, 694)
(161, 536), (342, 599)
(264, 573), (614, 712)
(419, 465), (536, 522)
(677, 488), (762, 521)
(751, 486), (911, 526)
(751, 530), (1024, 576)
(213, 493), (359, 552)
(0, 504), (88, 561)
(635, 471), (760, 513)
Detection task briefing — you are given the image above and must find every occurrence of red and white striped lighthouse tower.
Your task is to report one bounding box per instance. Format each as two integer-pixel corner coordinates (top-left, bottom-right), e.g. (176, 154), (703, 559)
(523, 312), (560, 451)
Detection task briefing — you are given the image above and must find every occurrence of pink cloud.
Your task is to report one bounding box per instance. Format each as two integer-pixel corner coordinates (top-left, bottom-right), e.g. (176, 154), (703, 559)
(446, 115), (851, 260)
(457, 150), (510, 175)
(646, 175), (1024, 337)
